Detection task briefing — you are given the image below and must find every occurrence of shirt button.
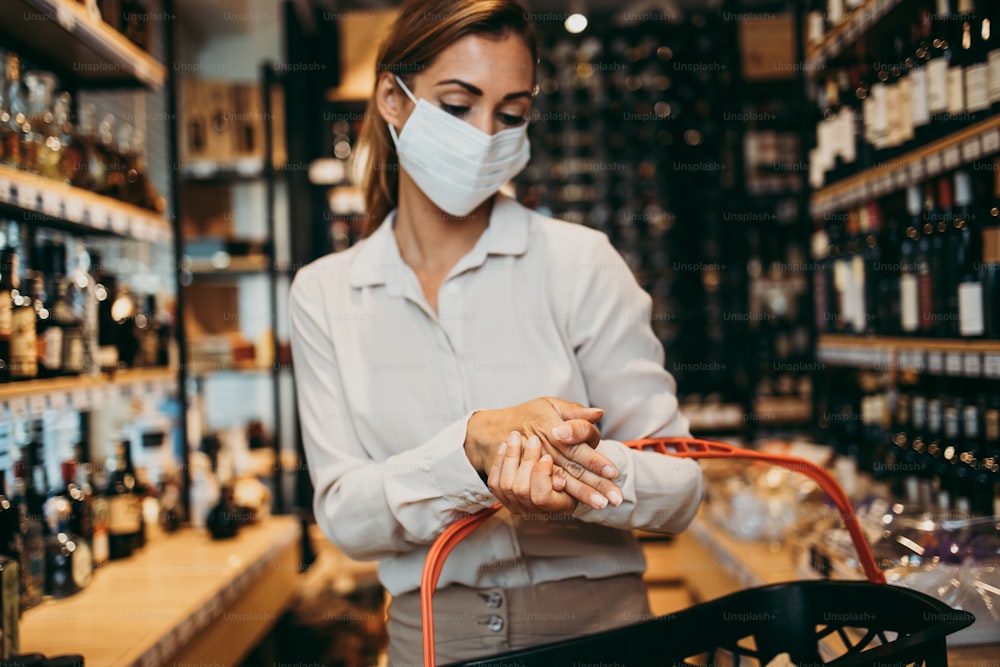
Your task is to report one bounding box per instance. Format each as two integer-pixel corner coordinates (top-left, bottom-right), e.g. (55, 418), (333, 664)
(486, 615), (504, 632)
(483, 592), (503, 609)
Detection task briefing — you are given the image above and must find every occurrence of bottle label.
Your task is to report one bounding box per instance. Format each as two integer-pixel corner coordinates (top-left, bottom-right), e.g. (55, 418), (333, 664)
(108, 495), (141, 535)
(870, 82), (889, 148)
(10, 308), (37, 377)
(885, 82), (901, 148)
(947, 66), (966, 116)
(827, 0), (844, 25)
(64, 330), (84, 373)
(989, 49), (1000, 105)
(966, 63), (990, 113)
(958, 281), (985, 336)
(919, 272), (934, 331)
(983, 228), (1000, 264)
(852, 254), (866, 332)
(91, 496), (109, 565)
(911, 66), (930, 127)
(0, 300), (10, 337)
(927, 59), (949, 114)
(807, 12), (825, 45)
(43, 326), (63, 370)
(900, 273), (919, 331)
(897, 76), (914, 142)
(71, 539), (93, 589)
(839, 109), (856, 164)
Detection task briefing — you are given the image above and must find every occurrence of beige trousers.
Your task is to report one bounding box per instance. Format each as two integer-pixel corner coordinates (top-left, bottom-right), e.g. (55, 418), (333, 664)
(386, 574), (651, 667)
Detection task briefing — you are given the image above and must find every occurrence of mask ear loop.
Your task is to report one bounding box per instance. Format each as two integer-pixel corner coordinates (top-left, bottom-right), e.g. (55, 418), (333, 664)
(388, 75), (418, 146)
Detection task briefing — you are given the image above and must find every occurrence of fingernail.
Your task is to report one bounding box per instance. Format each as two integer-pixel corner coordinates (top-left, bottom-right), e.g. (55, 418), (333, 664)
(602, 465), (617, 478)
(591, 493), (608, 509)
(497, 442), (506, 455)
(526, 435), (540, 449)
(552, 424), (572, 440)
(608, 490), (623, 506)
(509, 431), (521, 446)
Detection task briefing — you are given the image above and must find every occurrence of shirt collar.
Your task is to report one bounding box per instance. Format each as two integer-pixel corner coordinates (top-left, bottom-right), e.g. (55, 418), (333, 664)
(348, 193), (530, 289)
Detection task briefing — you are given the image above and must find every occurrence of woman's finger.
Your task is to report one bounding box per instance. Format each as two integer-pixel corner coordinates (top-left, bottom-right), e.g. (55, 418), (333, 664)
(513, 434), (541, 498)
(532, 455), (576, 515)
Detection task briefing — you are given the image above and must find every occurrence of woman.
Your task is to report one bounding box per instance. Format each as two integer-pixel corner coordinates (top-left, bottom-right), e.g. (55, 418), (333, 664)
(289, 0), (703, 663)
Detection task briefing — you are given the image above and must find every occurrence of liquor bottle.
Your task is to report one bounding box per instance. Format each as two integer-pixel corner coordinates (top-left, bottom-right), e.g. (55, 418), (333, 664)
(12, 460), (44, 611)
(111, 282), (137, 368)
(106, 441), (140, 560)
(946, 2), (971, 130)
(927, 0), (953, 133)
(134, 294), (158, 367)
(43, 491), (93, 599)
(877, 192), (904, 335)
(0, 53), (25, 169)
(46, 281), (84, 376)
(955, 170), (985, 337)
(811, 224), (830, 334)
(70, 105), (105, 193)
(67, 241), (99, 376)
(62, 458), (91, 549)
(952, 401), (980, 515)
(964, 1), (990, 120)
(7, 228), (36, 381)
(49, 93), (75, 185)
(974, 397), (1000, 515)
(886, 389), (911, 498)
(934, 397), (961, 510)
(932, 178), (955, 337)
(920, 394), (945, 508)
(916, 185), (938, 336)
(94, 258), (119, 372)
(0, 240), (12, 383)
(0, 551), (17, 659)
(904, 392), (929, 505)
(912, 12), (934, 145)
(85, 462), (109, 568)
(29, 272), (58, 380)
(122, 439), (144, 551)
(984, 161), (1000, 339)
(20, 71), (58, 178)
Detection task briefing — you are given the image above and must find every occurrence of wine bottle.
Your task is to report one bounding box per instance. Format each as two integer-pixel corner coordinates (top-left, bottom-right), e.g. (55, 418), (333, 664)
(928, 0), (953, 133)
(904, 392), (928, 504)
(7, 226), (36, 380)
(0, 54), (25, 169)
(917, 185), (937, 336)
(955, 170), (985, 336)
(912, 12), (934, 145)
(43, 491), (93, 599)
(900, 186), (922, 334)
(953, 401), (980, 515)
(12, 458), (44, 612)
(965, 1), (990, 119)
(947, 3), (969, 131)
(984, 161), (1000, 339)
(85, 462), (109, 568)
(975, 398), (1000, 515)
(106, 441), (139, 560)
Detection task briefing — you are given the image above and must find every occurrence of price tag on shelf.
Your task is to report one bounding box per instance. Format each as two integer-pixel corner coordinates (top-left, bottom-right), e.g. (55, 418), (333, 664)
(89, 204), (109, 230)
(945, 351), (963, 376)
(111, 210), (129, 234)
(69, 387), (89, 410)
(17, 183), (38, 210)
(926, 152), (943, 176)
(28, 394), (47, 416)
(927, 350), (944, 374)
(982, 128), (1000, 155)
(909, 159), (925, 183)
(49, 391), (67, 411)
(0, 177), (10, 203)
(892, 169), (908, 189)
(942, 145), (961, 170)
(64, 196), (84, 222)
(41, 191), (62, 218)
(963, 352), (982, 377)
(984, 352), (1000, 378)
(962, 137), (982, 162)
(6, 397), (27, 420)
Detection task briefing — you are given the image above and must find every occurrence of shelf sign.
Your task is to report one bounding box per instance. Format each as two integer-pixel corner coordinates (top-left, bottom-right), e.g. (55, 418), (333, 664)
(942, 145), (962, 170)
(6, 397), (28, 420)
(927, 350), (944, 374)
(17, 183), (38, 210)
(962, 352), (982, 377)
(984, 352), (1000, 379)
(0, 177), (10, 203)
(926, 152), (943, 176)
(909, 159), (925, 182)
(89, 204), (109, 230)
(65, 196), (85, 222)
(944, 351), (963, 376)
(111, 210), (129, 234)
(49, 391), (68, 411)
(962, 137), (982, 162)
(28, 394), (47, 416)
(982, 128), (1000, 155)
(70, 387), (92, 410)
(41, 191), (62, 218)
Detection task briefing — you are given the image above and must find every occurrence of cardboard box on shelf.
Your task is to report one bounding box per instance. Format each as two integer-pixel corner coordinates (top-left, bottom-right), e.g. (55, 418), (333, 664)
(179, 78), (236, 164)
(738, 13), (796, 81)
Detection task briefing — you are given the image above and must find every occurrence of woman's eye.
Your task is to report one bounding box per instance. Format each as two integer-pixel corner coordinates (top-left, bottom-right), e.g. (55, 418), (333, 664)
(440, 103), (469, 117)
(499, 113), (527, 126)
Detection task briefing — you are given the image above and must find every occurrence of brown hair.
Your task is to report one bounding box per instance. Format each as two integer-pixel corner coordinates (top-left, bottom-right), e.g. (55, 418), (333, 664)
(355, 0), (538, 236)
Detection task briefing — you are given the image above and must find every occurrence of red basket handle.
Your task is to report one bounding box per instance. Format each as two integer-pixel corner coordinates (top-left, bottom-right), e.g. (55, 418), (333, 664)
(420, 437), (885, 666)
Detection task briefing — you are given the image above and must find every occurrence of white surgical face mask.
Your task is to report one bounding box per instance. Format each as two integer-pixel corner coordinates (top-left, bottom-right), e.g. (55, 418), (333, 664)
(388, 76), (531, 217)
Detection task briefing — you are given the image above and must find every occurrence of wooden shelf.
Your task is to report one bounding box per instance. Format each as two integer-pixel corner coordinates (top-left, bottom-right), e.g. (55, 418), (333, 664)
(0, 0), (166, 89)
(817, 334), (1000, 378)
(811, 115), (1000, 218)
(0, 367), (177, 417)
(180, 158), (266, 182)
(0, 164), (171, 243)
(804, 0), (905, 74)
(19, 516), (301, 667)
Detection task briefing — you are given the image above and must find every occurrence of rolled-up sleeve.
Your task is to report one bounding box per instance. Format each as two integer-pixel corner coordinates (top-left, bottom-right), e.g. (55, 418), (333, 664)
(289, 266), (497, 562)
(560, 232), (703, 533)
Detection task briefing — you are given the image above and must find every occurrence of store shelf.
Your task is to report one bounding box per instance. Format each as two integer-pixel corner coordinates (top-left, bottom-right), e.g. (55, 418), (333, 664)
(804, 0), (905, 73)
(180, 158), (267, 182)
(811, 115), (1000, 218)
(0, 164), (171, 243)
(817, 334), (1000, 378)
(0, 367), (177, 417)
(0, 0), (166, 89)
(753, 396), (813, 424)
(188, 361), (292, 377)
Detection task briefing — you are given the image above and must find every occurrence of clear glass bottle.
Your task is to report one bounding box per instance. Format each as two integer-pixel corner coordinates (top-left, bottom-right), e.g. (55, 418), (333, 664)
(0, 54), (26, 170)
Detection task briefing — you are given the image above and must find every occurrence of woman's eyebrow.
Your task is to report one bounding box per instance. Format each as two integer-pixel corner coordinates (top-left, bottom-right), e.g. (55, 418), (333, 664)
(435, 78), (532, 100)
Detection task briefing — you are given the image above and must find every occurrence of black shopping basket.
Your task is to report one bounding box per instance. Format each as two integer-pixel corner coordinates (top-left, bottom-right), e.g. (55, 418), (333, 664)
(419, 437), (977, 667)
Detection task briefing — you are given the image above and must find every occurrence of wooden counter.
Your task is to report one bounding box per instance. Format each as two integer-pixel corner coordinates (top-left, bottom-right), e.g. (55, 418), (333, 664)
(641, 513), (998, 667)
(19, 516), (301, 667)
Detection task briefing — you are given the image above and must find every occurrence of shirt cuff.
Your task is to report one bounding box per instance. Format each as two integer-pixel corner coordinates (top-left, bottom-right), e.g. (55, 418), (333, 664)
(425, 412), (498, 513)
(570, 439), (633, 524)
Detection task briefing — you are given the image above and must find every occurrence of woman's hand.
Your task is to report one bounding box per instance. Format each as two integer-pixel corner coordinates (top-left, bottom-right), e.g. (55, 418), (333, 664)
(465, 397), (622, 510)
(487, 431), (578, 519)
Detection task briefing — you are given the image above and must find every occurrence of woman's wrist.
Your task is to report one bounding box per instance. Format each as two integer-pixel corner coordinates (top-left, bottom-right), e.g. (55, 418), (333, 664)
(464, 409), (492, 473)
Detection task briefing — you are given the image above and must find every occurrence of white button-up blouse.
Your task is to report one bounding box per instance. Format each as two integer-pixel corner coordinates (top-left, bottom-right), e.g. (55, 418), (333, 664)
(289, 194), (703, 596)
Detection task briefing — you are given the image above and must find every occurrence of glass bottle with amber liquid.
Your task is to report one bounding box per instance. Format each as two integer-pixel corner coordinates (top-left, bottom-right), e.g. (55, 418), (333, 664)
(106, 441), (140, 560)
(6, 225), (36, 381)
(0, 53), (25, 169)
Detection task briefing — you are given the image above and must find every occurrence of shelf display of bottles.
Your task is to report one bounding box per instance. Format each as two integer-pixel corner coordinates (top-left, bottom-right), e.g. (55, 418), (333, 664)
(808, 1), (1000, 194)
(0, 48), (164, 214)
(0, 219), (175, 383)
(811, 160), (1000, 343)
